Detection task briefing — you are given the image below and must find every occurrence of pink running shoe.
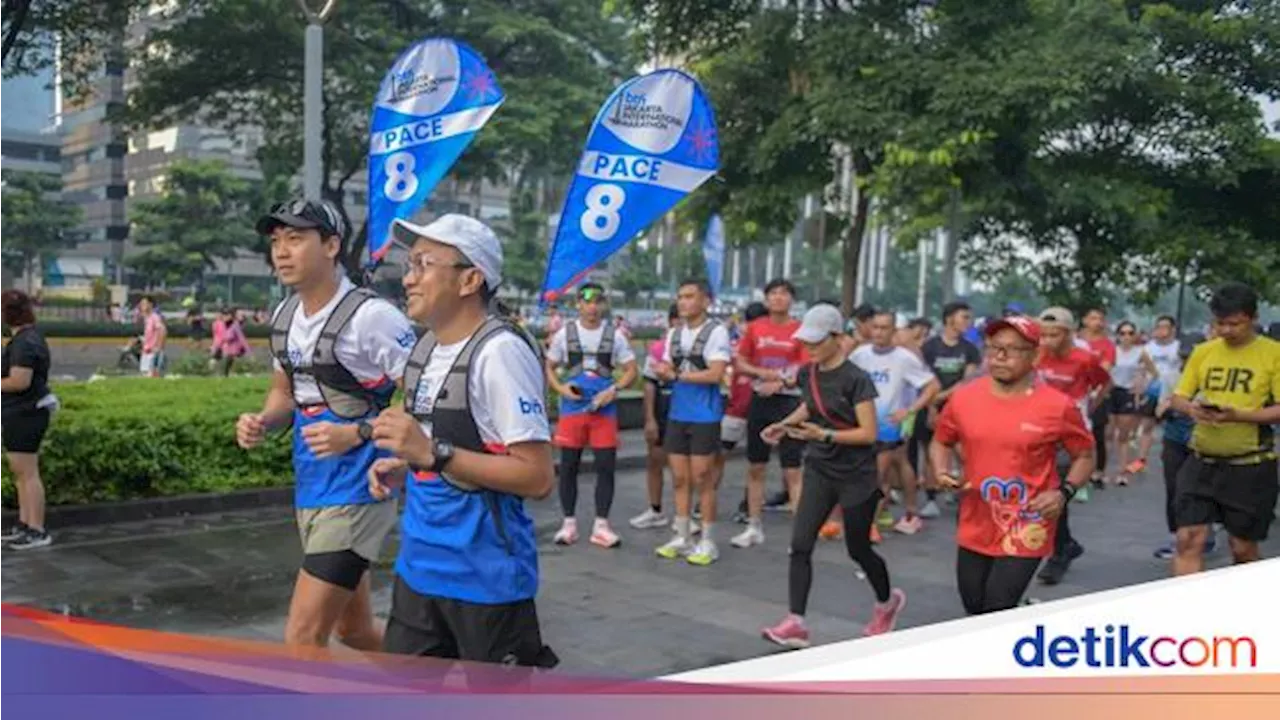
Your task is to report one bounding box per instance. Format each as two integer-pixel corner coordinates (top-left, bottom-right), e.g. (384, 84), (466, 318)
(762, 614), (811, 649)
(590, 520), (621, 548)
(864, 588), (907, 636)
(553, 519), (578, 546)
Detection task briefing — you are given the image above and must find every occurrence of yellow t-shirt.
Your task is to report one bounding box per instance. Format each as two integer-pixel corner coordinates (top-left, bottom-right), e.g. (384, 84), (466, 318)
(1175, 336), (1280, 460)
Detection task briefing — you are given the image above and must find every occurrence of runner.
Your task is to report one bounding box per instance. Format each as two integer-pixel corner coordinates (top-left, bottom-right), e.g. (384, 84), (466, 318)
(1136, 315), (1182, 468)
(725, 301), (767, 526)
(1077, 306), (1117, 489)
(652, 279), (732, 566)
(138, 295), (167, 378)
(1107, 320), (1158, 485)
(919, 301), (982, 518)
(236, 198), (412, 651)
(931, 316), (1095, 614)
(1169, 283), (1280, 574)
(547, 283), (638, 549)
(760, 305), (905, 647)
(1152, 337), (1200, 561)
(2, 290), (55, 550)
(733, 280), (808, 548)
(631, 304), (680, 531)
(1034, 307), (1111, 586)
(369, 213), (557, 669)
(851, 311), (940, 535)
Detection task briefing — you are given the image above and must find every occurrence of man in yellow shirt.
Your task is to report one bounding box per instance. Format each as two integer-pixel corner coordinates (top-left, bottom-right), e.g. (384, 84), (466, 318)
(1170, 283), (1280, 575)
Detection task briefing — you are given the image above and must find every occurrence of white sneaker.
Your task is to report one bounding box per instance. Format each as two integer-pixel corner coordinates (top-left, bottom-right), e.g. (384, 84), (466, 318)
(590, 519), (621, 548)
(686, 538), (719, 566)
(629, 508), (667, 529)
(918, 500), (941, 519)
(889, 489), (903, 505)
(553, 518), (578, 545)
(656, 535), (694, 559)
(730, 525), (765, 548)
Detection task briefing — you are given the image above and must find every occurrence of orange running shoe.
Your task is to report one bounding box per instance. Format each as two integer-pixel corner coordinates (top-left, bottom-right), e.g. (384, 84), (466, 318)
(819, 521), (842, 540)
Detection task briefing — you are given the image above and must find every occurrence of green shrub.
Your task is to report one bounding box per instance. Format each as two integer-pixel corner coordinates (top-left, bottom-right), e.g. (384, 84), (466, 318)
(13, 319), (669, 341)
(0, 377), (292, 508)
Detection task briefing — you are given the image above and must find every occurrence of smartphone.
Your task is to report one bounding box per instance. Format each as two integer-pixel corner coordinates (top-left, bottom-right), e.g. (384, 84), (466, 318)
(1199, 402), (1225, 413)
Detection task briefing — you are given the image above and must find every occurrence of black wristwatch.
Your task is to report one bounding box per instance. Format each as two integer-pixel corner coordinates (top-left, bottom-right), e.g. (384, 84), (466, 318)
(1060, 483), (1078, 502)
(430, 438), (456, 473)
(357, 420), (374, 442)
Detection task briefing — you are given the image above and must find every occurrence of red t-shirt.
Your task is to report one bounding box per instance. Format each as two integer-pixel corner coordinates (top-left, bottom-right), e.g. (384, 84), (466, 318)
(1036, 347), (1109, 403)
(935, 377), (1094, 558)
(1083, 335), (1117, 369)
(737, 316), (808, 389)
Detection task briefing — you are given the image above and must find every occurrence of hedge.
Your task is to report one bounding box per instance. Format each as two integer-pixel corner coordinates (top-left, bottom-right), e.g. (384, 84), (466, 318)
(9, 319), (667, 342)
(1, 377), (292, 508)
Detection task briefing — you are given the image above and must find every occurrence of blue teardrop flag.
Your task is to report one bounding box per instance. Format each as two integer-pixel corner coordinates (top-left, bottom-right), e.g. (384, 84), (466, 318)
(540, 69), (719, 301)
(366, 38), (503, 267)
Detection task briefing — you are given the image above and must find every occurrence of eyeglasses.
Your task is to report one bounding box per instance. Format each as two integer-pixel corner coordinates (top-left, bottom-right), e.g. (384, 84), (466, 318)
(401, 252), (474, 278)
(985, 343), (1037, 358)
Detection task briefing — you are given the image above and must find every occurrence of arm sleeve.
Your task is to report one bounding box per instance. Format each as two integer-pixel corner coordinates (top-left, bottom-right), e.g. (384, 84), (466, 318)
(1174, 345), (1204, 398)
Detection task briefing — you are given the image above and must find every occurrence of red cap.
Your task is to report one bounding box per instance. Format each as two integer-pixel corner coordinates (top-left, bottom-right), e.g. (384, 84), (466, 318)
(985, 315), (1041, 346)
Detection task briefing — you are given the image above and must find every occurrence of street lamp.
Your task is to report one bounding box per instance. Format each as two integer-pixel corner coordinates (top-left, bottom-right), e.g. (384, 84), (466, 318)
(299, 0), (337, 202)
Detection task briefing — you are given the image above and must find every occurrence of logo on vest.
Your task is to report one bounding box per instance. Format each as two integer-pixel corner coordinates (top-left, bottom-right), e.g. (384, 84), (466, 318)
(519, 396), (545, 416)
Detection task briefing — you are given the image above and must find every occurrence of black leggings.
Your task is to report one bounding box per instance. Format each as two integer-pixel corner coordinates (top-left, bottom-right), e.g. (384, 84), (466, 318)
(1162, 441), (1190, 533)
(956, 546), (1041, 615)
(789, 475), (891, 615)
(558, 448), (617, 518)
(1090, 404), (1109, 475)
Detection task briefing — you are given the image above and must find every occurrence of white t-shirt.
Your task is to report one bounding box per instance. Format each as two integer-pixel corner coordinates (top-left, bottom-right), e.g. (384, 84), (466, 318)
(1145, 339), (1181, 389)
(662, 321), (733, 369)
(1111, 345), (1145, 389)
(849, 344), (936, 415)
(409, 331), (551, 446)
(546, 321), (637, 375)
(272, 277), (416, 405)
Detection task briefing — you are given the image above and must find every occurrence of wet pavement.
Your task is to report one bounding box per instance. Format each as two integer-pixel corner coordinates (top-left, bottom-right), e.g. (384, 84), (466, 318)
(4, 446), (1275, 678)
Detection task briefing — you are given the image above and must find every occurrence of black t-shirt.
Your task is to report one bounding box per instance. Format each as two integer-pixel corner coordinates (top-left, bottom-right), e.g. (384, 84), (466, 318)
(798, 361), (878, 484)
(922, 335), (981, 391)
(2, 327), (51, 413)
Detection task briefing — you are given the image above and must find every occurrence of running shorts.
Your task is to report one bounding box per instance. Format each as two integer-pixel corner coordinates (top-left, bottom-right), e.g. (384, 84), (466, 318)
(745, 394), (803, 467)
(296, 501), (398, 564)
(1, 407), (50, 453)
(1174, 455), (1278, 542)
(554, 413), (619, 450)
(664, 420), (721, 457)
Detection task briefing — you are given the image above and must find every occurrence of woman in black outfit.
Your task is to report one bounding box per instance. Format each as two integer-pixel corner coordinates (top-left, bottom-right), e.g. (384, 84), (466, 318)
(2, 290), (54, 549)
(759, 305), (906, 649)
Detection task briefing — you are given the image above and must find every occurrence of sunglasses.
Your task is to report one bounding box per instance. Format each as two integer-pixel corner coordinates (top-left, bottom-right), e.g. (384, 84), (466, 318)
(579, 288), (604, 302)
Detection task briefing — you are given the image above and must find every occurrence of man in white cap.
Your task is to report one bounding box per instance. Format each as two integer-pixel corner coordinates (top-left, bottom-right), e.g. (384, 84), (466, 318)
(367, 214), (558, 670)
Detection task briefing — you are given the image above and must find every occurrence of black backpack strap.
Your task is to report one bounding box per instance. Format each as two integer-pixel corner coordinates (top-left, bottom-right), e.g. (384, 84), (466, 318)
(688, 321), (718, 371)
(565, 321), (583, 376)
(403, 330), (438, 420)
(269, 295), (301, 373)
(668, 326), (684, 369)
(597, 321), (616, 375)
(313, 287), (377, 393)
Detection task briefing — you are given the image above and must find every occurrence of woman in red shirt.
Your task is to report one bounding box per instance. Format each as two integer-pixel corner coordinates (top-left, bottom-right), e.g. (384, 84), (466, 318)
(931, 316), (1095, 614)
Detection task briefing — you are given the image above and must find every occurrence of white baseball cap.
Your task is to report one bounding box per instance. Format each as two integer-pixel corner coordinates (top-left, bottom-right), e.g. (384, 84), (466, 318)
(392, 214), (503, 291)
(793, 304), (846, 343)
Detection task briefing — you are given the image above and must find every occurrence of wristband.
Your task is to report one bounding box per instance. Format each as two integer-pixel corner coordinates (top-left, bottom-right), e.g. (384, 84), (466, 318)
(1060, 483), (1078, 502)
(823, 430), (835, 444)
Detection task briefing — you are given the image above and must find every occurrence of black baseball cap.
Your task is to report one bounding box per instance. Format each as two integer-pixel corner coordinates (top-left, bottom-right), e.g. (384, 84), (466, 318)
(255, 198), (348, 241)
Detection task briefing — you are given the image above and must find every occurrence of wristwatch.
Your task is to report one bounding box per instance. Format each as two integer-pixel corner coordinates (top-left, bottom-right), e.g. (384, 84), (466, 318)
(1060, 483), (1078, 502)
(823, 429), (835, 444)
(430, 438), (456, 473)
(357, 420), (373, 443)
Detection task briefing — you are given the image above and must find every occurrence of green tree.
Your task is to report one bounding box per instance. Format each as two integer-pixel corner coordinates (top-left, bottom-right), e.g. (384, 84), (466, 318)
(0, 171), (83, 292)
(611, 244), (661, 305)
(127, 159), (256, 292)
(2, 1), (145, 98)
(125, 0), (634, 275)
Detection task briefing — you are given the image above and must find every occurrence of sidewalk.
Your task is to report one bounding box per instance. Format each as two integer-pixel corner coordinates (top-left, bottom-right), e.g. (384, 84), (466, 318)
(3, 448), (1273, 677)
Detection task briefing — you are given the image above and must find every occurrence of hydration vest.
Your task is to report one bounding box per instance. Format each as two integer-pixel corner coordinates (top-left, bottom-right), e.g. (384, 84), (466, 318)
(270, 287), (390, 419)
(669, 321), (720, 372)
(564, 321), (615, 377)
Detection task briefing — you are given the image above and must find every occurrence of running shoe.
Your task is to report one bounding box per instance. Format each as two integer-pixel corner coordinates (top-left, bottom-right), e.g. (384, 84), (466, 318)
(629, 508), (667, 529)
(819, 521), (842, 540)
(1073, 484), (1091, 503)
(1204, 529), (1217, 554)
(732, 510), (749, 524)
(1, 521), (29, 542)
(864, 588), (907, 636)
(1124, 459), (1147, 474)
(553, 518), (578, 546)
(685, 538), (720, 566)
(918, 500), (941, 519)
(8, 527), (51, 550)
(876, 509), (895, 528)
(764, 490), (791, 512)
(889, 489), (903, 505)
(1153, 538), (1174, 560)
(1116, 473), (1131, 487)
(589, 519), (621, 548)
(730, 524), (765, 548)
(893, 515), (923, 535)
(762, 615), (811, 649)
(656, 535), (694, 559)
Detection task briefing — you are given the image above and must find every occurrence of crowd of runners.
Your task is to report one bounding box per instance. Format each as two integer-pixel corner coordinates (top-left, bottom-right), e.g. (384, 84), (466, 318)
(4, 197), (1277, 673)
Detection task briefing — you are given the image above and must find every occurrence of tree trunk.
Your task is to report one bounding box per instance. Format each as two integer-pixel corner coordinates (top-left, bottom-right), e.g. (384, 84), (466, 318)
(841, 185), (871, 317)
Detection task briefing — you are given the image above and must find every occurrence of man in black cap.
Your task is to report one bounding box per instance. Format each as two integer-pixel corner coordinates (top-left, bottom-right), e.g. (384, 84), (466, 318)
(236, 198), (416, 653)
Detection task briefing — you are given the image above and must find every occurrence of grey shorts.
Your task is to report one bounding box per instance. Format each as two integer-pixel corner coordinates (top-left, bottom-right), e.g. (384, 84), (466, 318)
(295, 501), (399, 562)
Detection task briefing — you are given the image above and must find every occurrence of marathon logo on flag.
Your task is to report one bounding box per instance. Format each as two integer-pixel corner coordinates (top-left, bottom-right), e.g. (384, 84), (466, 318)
(539, 69), (719, 302)
(366, 38), (503, 268)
